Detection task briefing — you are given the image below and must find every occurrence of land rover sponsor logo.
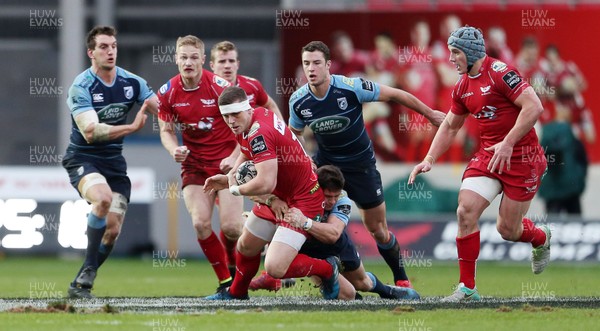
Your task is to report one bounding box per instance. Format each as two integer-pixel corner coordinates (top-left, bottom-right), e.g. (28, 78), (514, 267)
(308, 116), (350, 134)
(97, 103), (128, 121)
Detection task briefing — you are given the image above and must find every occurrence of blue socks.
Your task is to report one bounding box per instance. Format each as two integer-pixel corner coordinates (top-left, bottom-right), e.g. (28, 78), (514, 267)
(376, 232), (408, 283)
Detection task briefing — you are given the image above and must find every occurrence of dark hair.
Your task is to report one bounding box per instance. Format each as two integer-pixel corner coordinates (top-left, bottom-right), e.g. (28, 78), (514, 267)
(218, 86), (248, 106)
(86, 26), (117, 50)
(302, 41), (330, 61)
(317, 165), (345, 191)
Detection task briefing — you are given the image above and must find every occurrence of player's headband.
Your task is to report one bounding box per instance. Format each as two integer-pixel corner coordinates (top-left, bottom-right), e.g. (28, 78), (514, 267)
(447, 26), (486, 67)
(219, 99), (251, 114)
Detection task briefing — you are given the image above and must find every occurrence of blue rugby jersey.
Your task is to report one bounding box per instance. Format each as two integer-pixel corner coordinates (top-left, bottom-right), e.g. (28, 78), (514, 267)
(289, 75), (380, 167)
(300, 194), (353, 256)
(65, 66), (155, 158)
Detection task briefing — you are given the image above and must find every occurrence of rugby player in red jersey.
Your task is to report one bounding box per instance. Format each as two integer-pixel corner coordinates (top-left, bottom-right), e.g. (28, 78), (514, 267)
(203, 86), (343, 300)
(409, 26), (551, 302)
(210, 40), (283, 119)
(157, 35), (242, 293)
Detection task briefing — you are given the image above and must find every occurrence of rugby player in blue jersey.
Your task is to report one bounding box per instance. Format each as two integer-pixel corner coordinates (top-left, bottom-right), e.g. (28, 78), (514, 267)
(62, 26), (158, 298)
(289, 41), (445, 290)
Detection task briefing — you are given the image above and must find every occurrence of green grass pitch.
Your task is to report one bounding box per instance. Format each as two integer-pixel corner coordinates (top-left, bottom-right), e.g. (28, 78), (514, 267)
(1, 256), (599, 331)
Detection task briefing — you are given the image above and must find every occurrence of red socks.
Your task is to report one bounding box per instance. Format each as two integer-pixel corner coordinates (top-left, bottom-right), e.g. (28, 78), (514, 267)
(219, 231), (237, 268)
(197, 232), (230, 283)
(229, 251), (261, 298)
(519, 218), (547, 247)
(282, 253), (333, 279)
(456, 231), (480, 289)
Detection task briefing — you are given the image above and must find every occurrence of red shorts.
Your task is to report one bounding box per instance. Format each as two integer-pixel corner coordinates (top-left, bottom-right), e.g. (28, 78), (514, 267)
(463, 150), (547, 202)
(251, 190), (325, 237)
(181, 163), (222, 188)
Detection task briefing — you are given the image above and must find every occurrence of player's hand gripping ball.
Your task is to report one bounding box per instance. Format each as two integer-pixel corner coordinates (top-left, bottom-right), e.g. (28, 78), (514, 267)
(235, 160), (257, 185)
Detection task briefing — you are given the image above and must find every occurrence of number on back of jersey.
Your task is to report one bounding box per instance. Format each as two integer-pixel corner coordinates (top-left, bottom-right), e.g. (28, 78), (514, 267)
(235, 160), (257, 185)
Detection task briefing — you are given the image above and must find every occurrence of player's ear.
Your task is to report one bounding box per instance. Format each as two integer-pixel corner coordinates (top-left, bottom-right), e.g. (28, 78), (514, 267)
(87, 49), (94, 60)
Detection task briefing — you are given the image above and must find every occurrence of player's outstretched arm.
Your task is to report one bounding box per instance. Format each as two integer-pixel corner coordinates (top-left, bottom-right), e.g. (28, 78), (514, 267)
(378, 84), (446, 127)
(408, 111), (467, 184)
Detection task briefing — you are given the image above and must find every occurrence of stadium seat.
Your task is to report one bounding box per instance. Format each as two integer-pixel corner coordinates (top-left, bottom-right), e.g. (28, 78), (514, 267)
(435, 0), (468, 11)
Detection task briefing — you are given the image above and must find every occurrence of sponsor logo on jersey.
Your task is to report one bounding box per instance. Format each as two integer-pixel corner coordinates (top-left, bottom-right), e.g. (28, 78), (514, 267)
(309, 116), (351, 135)
(92, 93), (104, 103)
(491, 61), (508, 72)
(360, 78), (374, 91)
(97, 103), (128, 122)
(502, 71), (522, 89)
(461, 92), (474, 99)
(342, 76), (354, 87)
(337, 97), (348, 110)
(172, 102), (190, 108)
(197, 117), (214, 131)
(123, 86), (134, 100)
(248, 122), (260, 137)
(480, 85), (491, 95)
(213, 75), (229, 88)
(250, 135), (268, 155)
(300, 108), (312, 117)
(473, 105), (498, 120)
(337, 204), (351, 215)
(159, 81), (170, 95)
(201, 99), (216, 105)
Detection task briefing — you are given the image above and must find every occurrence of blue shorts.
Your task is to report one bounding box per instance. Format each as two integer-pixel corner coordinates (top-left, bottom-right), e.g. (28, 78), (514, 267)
(316, 159), (384, 210)
(299, 232), (361, 272)
(62, 153), (131, 201)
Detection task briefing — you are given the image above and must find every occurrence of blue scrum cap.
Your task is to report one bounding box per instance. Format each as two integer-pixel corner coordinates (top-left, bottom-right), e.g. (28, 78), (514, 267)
(447, 26), (486, 67)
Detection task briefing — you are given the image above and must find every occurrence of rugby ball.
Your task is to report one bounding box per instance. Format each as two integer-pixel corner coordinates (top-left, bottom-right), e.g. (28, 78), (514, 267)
(235, 160), (257, 185)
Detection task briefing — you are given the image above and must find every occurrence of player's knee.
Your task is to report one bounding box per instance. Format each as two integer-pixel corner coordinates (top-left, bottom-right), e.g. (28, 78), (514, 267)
(103, 226), (121, 244)
(497, 222), (519, 241)
(94, 193), (113, 214)
(370, 229), (388, 244)
(220, 223), (242, 240)
(353, 277), (372, 292)
(264, 262), (286, 279)
(192, 220), (212, 237)
(337, 282), (356, 300)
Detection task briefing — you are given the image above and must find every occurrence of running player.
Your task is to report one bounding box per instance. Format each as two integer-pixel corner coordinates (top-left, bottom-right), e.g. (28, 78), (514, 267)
(203, 86), (342, 300)
(62, 26), (157, 298)
(157, 35), (242, 293)
(289, 40), (445, 290)
(409, 26), (551, 302)
(250, 165), (420, 300)
(209, 40), (283, 119)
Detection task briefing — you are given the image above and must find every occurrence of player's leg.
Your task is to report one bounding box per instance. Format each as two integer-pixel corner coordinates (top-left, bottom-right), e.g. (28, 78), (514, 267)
(206, 210), (273, 300)
(311, 274), (356, 300)
(497, 158), (551, 274)
(343, 165), (410, 287)
(265, 226), (341, 300)
(67, 172), (112, 298)
(216, 189), (244, 277)
(497, 195), (551, 274)
(183, 184), (231, 287)
(97, 174), (131, 267)
(442, 176), (497, 302)
(340, 240), (420, 300)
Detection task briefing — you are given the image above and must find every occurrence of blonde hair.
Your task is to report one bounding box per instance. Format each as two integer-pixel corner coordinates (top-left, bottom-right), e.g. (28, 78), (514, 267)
(210, 41), (237, 61)
(176, 35), (204, 54)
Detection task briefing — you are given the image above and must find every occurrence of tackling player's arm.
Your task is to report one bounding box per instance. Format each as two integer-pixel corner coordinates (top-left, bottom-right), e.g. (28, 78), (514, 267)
(305, 216), (345, 244)
(378, 84), (446, 127)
